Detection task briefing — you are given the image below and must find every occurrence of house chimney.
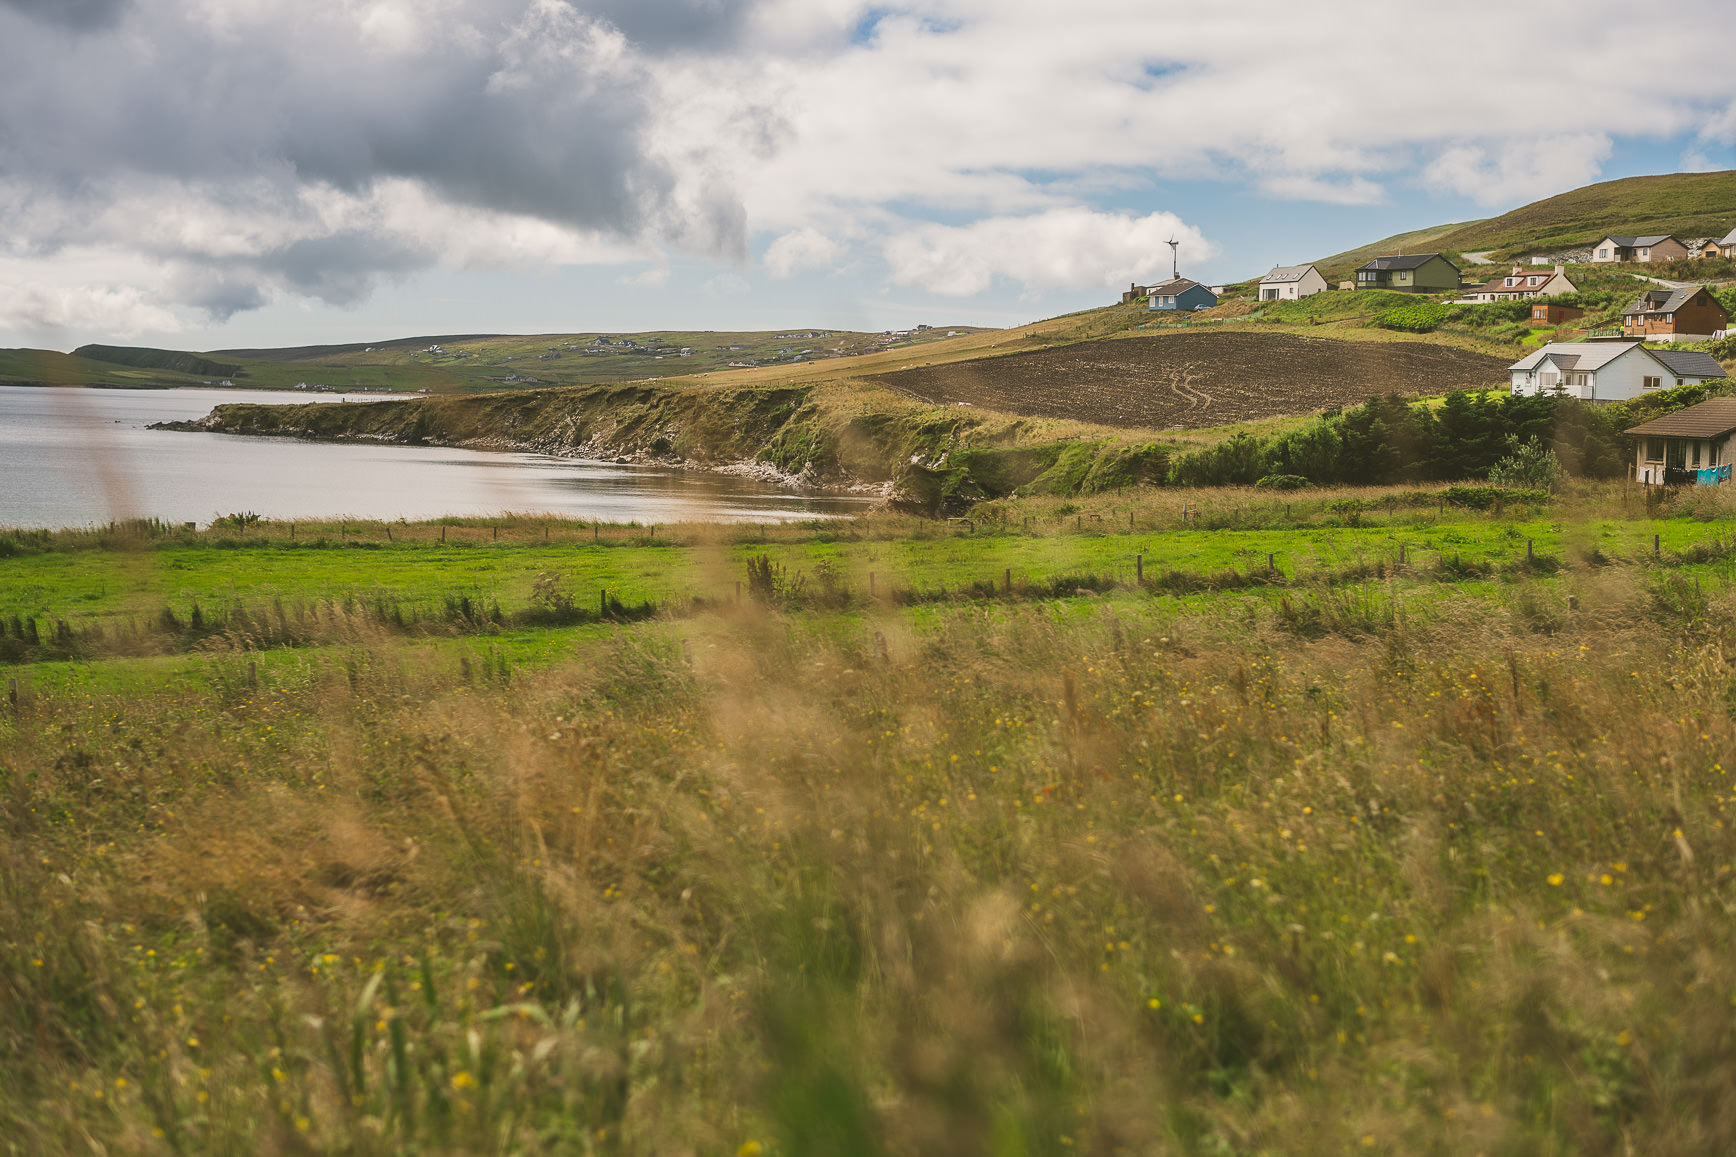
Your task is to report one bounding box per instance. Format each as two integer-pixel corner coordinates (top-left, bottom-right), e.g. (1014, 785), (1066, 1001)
(1555, 264), (1564, 275)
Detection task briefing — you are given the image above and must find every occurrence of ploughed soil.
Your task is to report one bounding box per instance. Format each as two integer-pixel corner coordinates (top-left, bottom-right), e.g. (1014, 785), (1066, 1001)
(873, 331), (1511, 429)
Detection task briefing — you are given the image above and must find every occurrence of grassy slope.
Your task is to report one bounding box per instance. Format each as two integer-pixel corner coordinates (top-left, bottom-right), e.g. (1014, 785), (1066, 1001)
(8, 487), (1736, 1152)
(1313, 172), (1736, 282)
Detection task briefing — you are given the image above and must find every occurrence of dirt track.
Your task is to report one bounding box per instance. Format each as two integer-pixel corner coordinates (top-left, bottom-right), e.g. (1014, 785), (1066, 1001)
(873, 331), (1511, 429)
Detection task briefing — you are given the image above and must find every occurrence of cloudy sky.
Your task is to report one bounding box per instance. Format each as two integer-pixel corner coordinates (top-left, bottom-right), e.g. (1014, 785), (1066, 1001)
(1, 0), (1733, 351)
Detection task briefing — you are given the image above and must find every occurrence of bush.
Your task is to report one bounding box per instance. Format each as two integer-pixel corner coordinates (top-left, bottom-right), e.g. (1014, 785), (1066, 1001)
(1486, 437), (1564, 491)
(1254, 473), (1311, 490)
(1373, 303), (1454, 333)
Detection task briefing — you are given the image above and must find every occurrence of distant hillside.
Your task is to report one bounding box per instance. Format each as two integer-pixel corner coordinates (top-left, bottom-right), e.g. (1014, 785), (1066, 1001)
(73, 344), (242, 378)
(211, 335), (506, 361)
(1315, 172), (1736, 280)
(1437, 171), (1736, 257)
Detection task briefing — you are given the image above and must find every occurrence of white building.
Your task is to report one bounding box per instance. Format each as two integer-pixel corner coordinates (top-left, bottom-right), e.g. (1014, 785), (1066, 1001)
(1508, 342), (1727, 402)
(1256, 264), (1328, 301)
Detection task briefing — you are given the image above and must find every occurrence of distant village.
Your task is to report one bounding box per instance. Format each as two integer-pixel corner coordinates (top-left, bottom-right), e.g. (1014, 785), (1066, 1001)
(1120, 221), (1736, 486)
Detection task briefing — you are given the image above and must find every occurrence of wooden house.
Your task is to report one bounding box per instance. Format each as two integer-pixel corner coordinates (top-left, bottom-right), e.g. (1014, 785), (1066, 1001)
(1621, 285), (1729, 343)
(1531, 302), (1584, 326)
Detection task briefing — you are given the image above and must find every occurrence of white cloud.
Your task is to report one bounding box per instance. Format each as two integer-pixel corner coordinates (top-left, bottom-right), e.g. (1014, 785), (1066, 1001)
(1256, 174), (1386, 207)
(883, 208), (1213, 296)
(763, 227), (844, 277)
(1421, 134), (1614, 209)
(7, 0), (1736, 340)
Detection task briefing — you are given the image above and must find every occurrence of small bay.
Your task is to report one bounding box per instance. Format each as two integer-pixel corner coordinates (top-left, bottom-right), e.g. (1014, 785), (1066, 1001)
(0, 386), (874, 528)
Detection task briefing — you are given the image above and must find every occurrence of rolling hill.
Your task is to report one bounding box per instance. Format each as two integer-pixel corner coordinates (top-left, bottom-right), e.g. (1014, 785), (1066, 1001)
(1315, 170), (1736, 279)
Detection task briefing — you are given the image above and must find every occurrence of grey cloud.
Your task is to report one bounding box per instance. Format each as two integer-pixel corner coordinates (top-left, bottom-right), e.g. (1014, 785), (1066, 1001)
(584, 0), (754, 50)
(0, 0), (755, 317)
(0, 0), (128, 31)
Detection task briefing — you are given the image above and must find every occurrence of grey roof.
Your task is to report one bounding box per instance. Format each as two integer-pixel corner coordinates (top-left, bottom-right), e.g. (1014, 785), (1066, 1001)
(1625, 287), (1702, 315)
(1509, 342), (1642, 372)
(1625, 398), (1736, 438)
(1721, 226), (1736, 246)
(1356, 253), (1457, 272)
(1603, 234), (1679, 248)
(1260, 264), (1318, 284)
(1649, 349), (1729, 380)
(1148, 277), (1208, 296)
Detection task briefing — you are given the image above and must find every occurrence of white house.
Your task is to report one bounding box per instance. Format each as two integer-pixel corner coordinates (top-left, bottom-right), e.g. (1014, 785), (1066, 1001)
(1509, 342), (1728, 402)
(1462, 264), (1577, 303)
(1257, 264), (1328, 301)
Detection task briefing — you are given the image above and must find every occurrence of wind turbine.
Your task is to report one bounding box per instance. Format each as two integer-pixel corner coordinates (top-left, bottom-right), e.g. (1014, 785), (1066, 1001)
(1167, 238), (1180, 281)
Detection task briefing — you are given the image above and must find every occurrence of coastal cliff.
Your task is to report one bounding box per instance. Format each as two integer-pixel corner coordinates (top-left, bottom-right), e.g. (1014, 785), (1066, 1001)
(158, 379), (1172, 512)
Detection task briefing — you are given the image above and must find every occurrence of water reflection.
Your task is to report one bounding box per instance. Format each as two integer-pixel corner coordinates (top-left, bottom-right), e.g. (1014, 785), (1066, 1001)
(0, 386), (878, 528)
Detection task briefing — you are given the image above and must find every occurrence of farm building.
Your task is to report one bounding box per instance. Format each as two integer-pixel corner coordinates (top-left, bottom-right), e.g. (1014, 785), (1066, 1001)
(1146, 278), (1218, 312)
(1626, 398), (1736, 485)
(1257, 264), (1327, 301)
(1353, 253), (1460, 293)
(1508, 342), (1726, 402)
(1464, 264), (1576, 303)
(1531, 302), (1585, 326)
(1621, 285), (1729, 343)
(1589, 234), (1689, 263)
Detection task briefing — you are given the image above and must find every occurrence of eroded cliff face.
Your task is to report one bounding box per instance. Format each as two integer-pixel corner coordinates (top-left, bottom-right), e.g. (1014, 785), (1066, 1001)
(161, 379), (1171, 507)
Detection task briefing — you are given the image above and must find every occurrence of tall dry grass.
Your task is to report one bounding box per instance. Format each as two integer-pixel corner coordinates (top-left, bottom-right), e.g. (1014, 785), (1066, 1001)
(4, 560), (1736, 1154)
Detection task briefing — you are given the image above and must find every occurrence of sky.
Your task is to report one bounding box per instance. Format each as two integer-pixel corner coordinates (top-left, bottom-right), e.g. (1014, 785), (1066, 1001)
(1, 0), (1733, 352)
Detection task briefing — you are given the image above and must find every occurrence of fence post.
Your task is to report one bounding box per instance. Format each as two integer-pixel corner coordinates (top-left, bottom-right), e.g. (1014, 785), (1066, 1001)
(869, 572), (876, 598)
(493, 525), (498, 541)
(1268, 552), (1276, 573)
(601, 589), (608, 616)
(247, 661), (257, 687)
(1004, 567), (1011, 594)
(1136, 553), (1144, 583)
(1654, 533), (1660, 557)
(441, 525), (446, 542)
(1526, 539), (1533, 561)
(6, 676), (16, 710)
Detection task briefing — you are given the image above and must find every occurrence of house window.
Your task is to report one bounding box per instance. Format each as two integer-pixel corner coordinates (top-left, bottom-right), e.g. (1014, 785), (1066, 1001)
(1714, 441), (1724, 467)
(1599, 248), (1609, 257)
(1643, 376), (1662, 389)
(1668, 441), (1687, 469)
(1646, 438), (1665, 462)
(1540, 372), (1557, 389)
(1693, 442), (1703, 467)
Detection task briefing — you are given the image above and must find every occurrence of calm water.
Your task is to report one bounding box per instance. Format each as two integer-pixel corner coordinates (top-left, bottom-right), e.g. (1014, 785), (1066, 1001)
(0, 386), (876, 528)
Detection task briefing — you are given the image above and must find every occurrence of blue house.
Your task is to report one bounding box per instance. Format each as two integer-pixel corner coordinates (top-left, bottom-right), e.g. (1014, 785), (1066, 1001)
(1147, 277), (1218, 312)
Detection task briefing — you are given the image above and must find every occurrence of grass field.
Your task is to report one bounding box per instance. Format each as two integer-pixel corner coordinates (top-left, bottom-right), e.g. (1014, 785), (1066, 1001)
(9, 483), (1736, 1153)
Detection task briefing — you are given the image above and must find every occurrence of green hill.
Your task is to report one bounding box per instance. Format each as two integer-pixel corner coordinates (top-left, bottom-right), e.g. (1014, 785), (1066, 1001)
(1315, 171), (1736, 280)
(1436, 170), (1736, 257)
(73, 344), (242, 378)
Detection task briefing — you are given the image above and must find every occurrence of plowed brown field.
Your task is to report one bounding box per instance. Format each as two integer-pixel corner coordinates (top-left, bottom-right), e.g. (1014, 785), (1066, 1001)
(873, 331), (1510, 429)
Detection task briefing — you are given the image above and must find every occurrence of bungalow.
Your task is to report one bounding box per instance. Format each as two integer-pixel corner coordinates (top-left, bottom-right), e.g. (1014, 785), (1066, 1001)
(1508, 342), (1726, 402)
(1257, 264), (1328, 301)
(1465, 264), (1577, 303)
(1354, 253), (1460, 293)
(1703, 227), (1736, 260)
(1589, 234), (1689, 263)
(1621, 285), (1729, 343)
(1146, 278), (1218, 312)
(1626, 398), (1736, 485)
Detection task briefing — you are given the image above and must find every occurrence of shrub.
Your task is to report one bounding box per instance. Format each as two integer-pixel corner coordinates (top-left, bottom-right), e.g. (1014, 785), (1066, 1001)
(1254, 474), (1310, 490)
(1487, 437), (1564, 491)
(1372, 303), (1454, 333)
